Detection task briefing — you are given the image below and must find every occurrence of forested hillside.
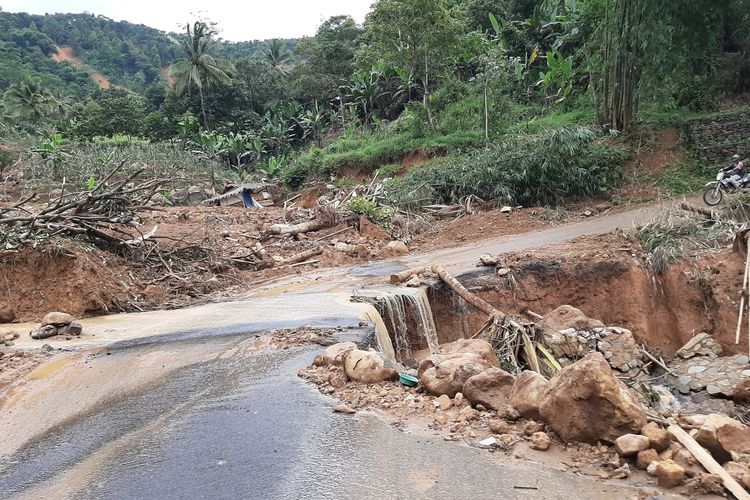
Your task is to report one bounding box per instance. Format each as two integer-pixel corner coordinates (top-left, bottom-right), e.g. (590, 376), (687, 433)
(0, 11), (297, 96)
(3, 0), (750, 211)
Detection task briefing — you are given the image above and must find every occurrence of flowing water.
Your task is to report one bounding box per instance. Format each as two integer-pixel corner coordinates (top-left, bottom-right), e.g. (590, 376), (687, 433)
(373, 287), (439, 361)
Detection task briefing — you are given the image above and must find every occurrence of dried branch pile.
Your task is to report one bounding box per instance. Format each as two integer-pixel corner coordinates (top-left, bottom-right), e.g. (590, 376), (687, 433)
(0, 162), (167, 251)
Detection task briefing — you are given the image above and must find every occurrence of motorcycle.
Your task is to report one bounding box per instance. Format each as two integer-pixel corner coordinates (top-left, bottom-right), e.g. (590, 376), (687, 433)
(703, 166), (750, 206)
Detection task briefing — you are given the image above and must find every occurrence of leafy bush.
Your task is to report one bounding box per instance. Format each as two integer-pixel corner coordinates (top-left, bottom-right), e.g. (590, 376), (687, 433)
(347, 197), (396, 228)
(0, 146), (17, 174)
(385, 127), (627, 209)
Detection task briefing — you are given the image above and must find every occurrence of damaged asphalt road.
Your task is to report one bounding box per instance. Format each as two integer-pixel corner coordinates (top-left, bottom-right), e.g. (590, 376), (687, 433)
(0, 333), (654, 500)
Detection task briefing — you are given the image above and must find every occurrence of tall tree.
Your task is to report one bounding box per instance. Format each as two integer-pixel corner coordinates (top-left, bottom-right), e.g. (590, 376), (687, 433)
(362, 0), (459, 133)
(169, 21), (231, 130)
(2, 76), (60, 122)
(265, 39), (292, 74)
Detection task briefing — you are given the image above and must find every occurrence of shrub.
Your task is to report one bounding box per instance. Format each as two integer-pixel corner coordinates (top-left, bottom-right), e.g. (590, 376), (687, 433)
(385, 127), (627, 209)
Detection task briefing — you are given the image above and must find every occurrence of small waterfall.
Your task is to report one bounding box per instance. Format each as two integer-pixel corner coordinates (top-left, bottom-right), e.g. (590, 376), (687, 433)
(373, 288), (439, 361)
(361, 304), (397, 361)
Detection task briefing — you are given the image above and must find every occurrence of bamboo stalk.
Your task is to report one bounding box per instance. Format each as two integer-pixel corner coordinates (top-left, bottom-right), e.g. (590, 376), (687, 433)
(432, 265), (501, 318)
(740, 234), (750, 344)
(278, 246), (323, 266)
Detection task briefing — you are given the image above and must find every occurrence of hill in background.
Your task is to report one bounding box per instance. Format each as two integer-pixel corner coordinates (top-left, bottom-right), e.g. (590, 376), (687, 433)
(0, 11), (297, 97)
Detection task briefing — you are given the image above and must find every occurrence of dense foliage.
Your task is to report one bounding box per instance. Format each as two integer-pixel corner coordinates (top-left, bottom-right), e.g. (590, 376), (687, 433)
(2, 0), (749, 206)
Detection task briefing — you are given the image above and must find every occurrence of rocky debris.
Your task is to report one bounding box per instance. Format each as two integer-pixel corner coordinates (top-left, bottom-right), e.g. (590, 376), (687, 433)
(171, 185), (205, 205)
(529, 431), (551, 451)
(30, 325), (58, 340)
(649, 385), (681, 416)
(675, 333), (723, 359)
(420, 355), (489, 397)
(342, 349), (400, 384)
(671, 353), (750, 400)
(684, 473), (725, 496)
(641, 422), (671, 452)
(647, 461), (659, 477)
(436, 394), (453, 410)
(60, 321), (82, 336)
(655, 459), (685, 488)
(0, 305), (15, 323)
(332, 404), (357, 414)
(386, 240), (409, 254)
(671, 446), (705, 478)
(695, 413), (750, 463)
(615, 434), (650, 457)
(41, 311), (75, 326)
(324, 342), (358, 366)
(544, 325), (641, 374)
(725, 461), (750, 489)
(462, 368), (515, 410)
(636, 449), (659, 470)
(509, 370), (548, 419)
(543, 305), (604, 331)
(539, 352), (647, 443)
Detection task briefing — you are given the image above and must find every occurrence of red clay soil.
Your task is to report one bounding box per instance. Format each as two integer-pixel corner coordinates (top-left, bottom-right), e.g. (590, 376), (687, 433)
(427, 232), (745, 357)
(52, 46), (111, 89)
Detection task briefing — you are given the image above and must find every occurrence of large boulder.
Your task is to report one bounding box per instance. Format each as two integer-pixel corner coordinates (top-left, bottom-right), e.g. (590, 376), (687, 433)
(417, 339), (500, 368)
(41, 311), (75, 326)
(420, 356), (489, 397)
(509, 370), (549, 419)
(324, 342), (358, 366)
(695, 414), (750, 463)
(543, 305), (604, 331)
(538, 352), (647, 443)
(462, 368), (515, 410)
(342, 349), (399, 384)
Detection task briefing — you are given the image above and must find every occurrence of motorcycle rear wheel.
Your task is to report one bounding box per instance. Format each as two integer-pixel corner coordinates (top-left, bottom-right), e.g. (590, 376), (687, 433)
(703, 186), (723, 206)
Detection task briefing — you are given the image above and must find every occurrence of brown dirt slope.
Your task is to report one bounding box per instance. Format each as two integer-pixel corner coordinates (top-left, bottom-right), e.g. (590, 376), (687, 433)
(52, 46), (111, 89)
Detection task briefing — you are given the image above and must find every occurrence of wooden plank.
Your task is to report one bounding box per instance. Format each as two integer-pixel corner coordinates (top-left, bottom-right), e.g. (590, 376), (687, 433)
(667, 424), (750, 500)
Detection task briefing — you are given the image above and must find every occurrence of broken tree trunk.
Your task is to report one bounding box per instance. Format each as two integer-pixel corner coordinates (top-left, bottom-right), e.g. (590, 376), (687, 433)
(432, 265), (508, 322)
(278, 247), (323, 266)
(266, 220), (329, 236)
(390, 267), (427, 284)
(668, 424), (750, 500)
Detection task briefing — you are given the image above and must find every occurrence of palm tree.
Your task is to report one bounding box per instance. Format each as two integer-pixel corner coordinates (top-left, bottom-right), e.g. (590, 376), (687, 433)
(265, 39), (292, 75)
(169, 22), (231, 130)
(2, 76), (61, 122)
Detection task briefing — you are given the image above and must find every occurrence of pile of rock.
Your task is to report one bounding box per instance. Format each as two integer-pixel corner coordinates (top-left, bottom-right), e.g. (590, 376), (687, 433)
(311, 342), (402, 389)
(542, 306), (643, 375)
(29, 312), (82, 340)
(415, 339), (647, 445)
(613, 413), (750, 491)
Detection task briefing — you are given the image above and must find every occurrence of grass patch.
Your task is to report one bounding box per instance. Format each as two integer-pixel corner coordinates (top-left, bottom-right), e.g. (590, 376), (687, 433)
(654, 160), (713, 196)
(505, 108), (596, 135)
(283, 130), (484, 189)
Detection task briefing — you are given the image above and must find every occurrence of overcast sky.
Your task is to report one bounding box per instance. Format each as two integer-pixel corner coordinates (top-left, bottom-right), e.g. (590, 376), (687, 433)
(0, 0), (374, 41)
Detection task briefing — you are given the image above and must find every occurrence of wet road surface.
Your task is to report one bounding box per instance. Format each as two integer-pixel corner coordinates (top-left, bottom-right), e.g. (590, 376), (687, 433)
(1, 337), (653, 499)
(0, 202), (686, 498)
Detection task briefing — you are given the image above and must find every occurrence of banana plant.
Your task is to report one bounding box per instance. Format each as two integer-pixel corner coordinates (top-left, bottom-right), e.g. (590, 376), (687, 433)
(299, 101), (329, 148)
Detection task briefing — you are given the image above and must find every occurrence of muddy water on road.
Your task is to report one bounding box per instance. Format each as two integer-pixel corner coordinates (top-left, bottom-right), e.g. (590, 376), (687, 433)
(2, 336), (649, 500)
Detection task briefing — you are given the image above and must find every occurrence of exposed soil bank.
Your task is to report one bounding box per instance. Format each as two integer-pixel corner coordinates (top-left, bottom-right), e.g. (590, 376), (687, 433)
(378, 234), (743, 358)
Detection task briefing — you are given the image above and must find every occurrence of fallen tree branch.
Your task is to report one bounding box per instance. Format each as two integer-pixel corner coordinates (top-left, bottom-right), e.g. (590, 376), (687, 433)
(266, 220), (329, 236)
(667, 424), (750, 500)
(278, 246), (323, 266)
(389, 267), (427, 284)
(432, 265), (503, 319)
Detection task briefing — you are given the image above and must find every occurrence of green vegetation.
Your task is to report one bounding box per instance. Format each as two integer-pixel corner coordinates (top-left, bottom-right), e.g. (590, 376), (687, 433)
(1, 0), (748, 207)
(385, 127), (627, 209)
